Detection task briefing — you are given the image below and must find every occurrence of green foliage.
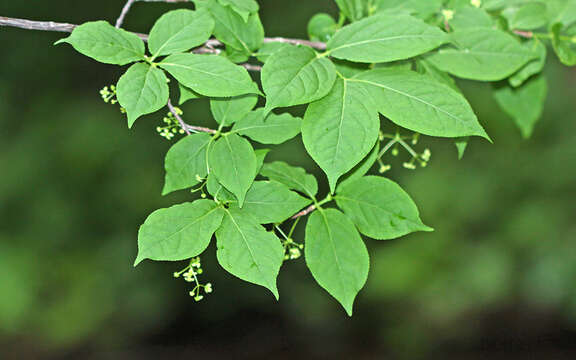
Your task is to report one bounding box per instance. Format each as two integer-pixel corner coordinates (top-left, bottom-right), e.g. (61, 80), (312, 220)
(335, 176), (432, 240)
(162, 133), (211, 195)
(427, 28), (535, 81)
(305, 209), (369, 315)
(307, 13), (338, 42)
(353, 69), (488, 138)
(217, 0), (259, 22)
(160, 53), (259, 96)
(229, 181), (311, 223)
(135, 200), (224, 265)
(210, 94), (258, 126)
(50, 0), (576, 315)
(261, 45), (336, 112)
(195, 0), (263, 58)
(116, 63), (169, 127)
(260, 162), (319, 199)
(326, 15), (448, 63)
(216, 208), (284, 297)
(148, 9), (214, 57)
(232, 109), (302, 144)
(55, 21), (145, 65)
(494, 75), (548, 138)
(302, 77), (379, 192)
(208, 134), (256, 207)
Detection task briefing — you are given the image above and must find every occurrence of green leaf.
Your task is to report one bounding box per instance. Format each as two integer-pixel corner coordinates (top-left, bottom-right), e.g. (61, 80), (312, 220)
(195, 0), (264, 56)
(217, 0), (259, 22)
(415, 59), (459, 91)
(551, 23), (576, 66)
(216, 208), (284, 298)
(229, 181), (311, 223)
(326, 14), (448, 63)
(116, 63), (169, 128)
(494, 75), (548, 138)
(148, 9), (214, 57)
(55, 21), (145, 65)
(223, 46), (250, 63)
(210, 94), (258, 127)
(206, 148), (268, 202)
(254, 149), (269, 175)
(426, 28), (536, 81)
(135, 200), (224, 265)
(334, 59), (371, 78)
(160, 53), (260, 97)
(260, 162), (318, 199)
(302, 77), (379, 193)
(375, 0), (444, 19)
(481, 0), (539, 11)
(502, 2), (548, 30)
(509, 40), (547, 87)
(261, 45), (336, 112)
(232, 109), (302, 144)
(209, 133), (256, 207)
(339, 142), (380, 188)
(179, 84), (202, 104)
(255, 42), (290, 63)
(162, 133), (212, 195)
(334, 0), (369, 21)
(305, 209), (369, 316)
(548, 0), (576, 27)
(307, 13), (338, 42)
(352, 69), (489, 139)
(449, 6), (493, 31)
(206, 173), (236, 201)
(335, 176), (433, 240)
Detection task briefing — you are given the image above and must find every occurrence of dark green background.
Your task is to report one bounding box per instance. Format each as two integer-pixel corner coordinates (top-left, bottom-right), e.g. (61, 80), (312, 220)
(1, 1), (576, 359)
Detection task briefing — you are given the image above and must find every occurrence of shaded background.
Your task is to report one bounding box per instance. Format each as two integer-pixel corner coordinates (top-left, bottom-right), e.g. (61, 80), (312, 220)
(1, 1), (575, 359)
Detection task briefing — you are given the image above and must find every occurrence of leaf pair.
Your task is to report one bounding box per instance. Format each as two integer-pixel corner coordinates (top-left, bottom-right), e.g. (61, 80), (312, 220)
(302, 69), (488, 193)
(305, 175), (432, 315)
(137, 178), (312, 298)
(135, 200), (284, 298)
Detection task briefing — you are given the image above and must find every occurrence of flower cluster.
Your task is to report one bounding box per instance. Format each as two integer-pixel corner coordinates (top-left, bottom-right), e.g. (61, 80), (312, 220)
(156, 108), (185, 140)
(99, 85), (118, 104)
(99, 84), (126, 113)
(377, 132), (432, 172)
(173, 257), (213, 302)
(282, 237), (304, 261)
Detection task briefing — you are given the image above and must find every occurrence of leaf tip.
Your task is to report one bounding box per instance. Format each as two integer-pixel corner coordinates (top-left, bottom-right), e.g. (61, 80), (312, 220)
(421, 224), (434, 232)
(133, 255), (145, 267)
(53, 38), (69, 46)
(271, 287), (280, 300)
(127, 112), (138, 129)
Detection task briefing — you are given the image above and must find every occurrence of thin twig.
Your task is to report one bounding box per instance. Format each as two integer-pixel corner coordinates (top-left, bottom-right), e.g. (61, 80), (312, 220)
(263, 37), (326, 51)
(167, 99), (217, 135)
(513, 30), (534, 39)
(0, 16), (328, 51)
(0, 16), (77, 33)
(291, 204), (316, 219)
(242, 63), (262, 72)
(167, 99), (191, 135)
(116, 0), (137, 28)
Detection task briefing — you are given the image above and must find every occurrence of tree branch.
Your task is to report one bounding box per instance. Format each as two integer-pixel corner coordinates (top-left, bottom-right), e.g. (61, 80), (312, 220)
(167, 99), (217, 135)
(513, 30), (534, 39)
(291, 204), (316, 219)
(116, 0), (137, 28)
(0, 16), (327, 50)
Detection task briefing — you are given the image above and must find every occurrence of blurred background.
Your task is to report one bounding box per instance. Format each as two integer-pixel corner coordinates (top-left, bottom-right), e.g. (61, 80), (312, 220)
(1, 1), (575, 359)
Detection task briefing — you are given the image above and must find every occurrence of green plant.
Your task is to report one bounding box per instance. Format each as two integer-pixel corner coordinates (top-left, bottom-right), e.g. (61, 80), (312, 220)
(1, 0), (575, 315)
